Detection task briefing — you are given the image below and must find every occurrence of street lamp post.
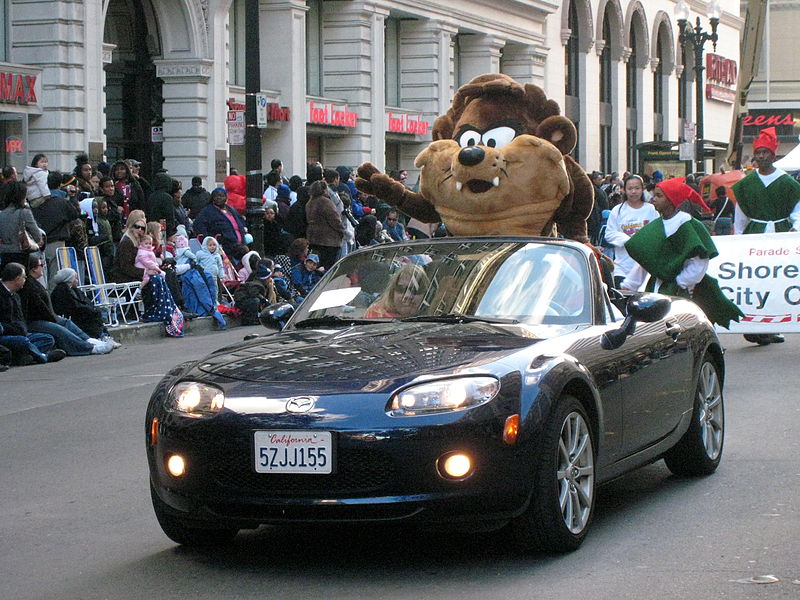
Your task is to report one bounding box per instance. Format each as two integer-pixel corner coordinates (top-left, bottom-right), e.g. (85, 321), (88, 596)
(675, 0), (721, 174)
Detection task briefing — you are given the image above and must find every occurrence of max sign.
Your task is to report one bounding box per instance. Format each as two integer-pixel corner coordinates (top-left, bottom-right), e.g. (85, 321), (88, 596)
(0, 72), (38, 104)
(709, 232), (800, 333)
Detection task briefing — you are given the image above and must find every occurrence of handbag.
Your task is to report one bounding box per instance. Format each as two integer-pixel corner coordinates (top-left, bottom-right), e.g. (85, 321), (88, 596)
(17, 211), (44, 252)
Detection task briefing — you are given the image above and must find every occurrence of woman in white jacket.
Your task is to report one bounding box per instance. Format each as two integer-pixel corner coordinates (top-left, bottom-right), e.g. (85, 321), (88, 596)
(603, 174), (659, 288)
(22, 153), (51, 203)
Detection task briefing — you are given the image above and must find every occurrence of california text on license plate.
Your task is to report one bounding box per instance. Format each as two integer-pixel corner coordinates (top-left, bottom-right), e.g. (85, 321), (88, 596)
(253, 431), (333, 474)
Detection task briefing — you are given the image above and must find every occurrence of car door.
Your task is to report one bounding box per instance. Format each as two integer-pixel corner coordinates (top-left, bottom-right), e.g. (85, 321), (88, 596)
(618, 316), (694, 455)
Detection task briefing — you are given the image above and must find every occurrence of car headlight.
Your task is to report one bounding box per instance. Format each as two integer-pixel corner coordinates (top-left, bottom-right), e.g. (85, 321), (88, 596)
(168, 382), (225, 417)
(388, 376), (500, 416)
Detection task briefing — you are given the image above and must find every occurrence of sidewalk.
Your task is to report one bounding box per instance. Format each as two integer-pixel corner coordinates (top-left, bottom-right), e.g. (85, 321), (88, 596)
(107, 314), (261, 344)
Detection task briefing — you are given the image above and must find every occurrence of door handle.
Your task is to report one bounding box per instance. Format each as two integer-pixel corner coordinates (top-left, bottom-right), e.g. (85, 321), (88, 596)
(665, 322), (682, 341)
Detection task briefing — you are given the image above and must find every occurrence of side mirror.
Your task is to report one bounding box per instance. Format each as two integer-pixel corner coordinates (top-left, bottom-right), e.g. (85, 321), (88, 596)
(259, 302), (295, 330)
(601, 293), (672, 350)
(627, 293), (671, 323)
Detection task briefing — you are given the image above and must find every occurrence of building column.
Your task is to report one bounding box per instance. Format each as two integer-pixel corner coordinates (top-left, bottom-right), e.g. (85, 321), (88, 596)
(10, 0), (87, 170)
(500, 43), (547, 87)
(396, 19), (458, 169)
(319, 0), (389, 169)
(640, 58), (656, 145)
(612, 49), (627, 173)
(261, 0), (309, 177)
(581, 47), (601, 170)
(153, 59), (213, 182)
(457, 34), (505, 84)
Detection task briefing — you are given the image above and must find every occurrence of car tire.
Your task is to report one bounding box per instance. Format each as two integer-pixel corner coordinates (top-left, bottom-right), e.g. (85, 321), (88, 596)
(150, 483), (238, 546)
(663, 354), (724, 476)
(513, 395), (596, 553)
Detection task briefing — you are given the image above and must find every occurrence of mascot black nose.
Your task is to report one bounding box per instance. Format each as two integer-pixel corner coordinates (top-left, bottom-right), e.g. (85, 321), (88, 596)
(458, 146), (485, 167)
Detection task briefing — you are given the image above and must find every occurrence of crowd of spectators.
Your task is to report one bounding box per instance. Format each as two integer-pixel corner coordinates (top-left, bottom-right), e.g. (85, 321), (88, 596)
(0, 154), (432, 370)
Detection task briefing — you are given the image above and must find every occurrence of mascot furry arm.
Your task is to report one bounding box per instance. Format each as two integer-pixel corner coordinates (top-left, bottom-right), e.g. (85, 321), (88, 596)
(356, 73), (594, 243)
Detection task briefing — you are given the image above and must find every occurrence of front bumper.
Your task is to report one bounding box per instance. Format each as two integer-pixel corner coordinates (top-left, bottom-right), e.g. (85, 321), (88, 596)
(147, 390), (535, 528)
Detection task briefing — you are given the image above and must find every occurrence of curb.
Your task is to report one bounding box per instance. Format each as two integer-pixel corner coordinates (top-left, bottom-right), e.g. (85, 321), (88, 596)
(107, 314), (252, 344)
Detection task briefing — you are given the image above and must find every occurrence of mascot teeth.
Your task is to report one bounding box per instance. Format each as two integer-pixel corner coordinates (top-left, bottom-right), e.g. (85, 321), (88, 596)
(492, 177), (500, 187)
(455, 181), (463, 191)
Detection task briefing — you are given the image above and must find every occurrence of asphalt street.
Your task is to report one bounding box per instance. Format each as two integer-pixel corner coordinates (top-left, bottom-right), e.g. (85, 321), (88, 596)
(1, 328), (798, 600)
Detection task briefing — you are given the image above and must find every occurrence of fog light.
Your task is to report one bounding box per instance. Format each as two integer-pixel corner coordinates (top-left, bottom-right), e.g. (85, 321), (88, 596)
(439, 453), (473, 479)
(166, 454), (186, 477)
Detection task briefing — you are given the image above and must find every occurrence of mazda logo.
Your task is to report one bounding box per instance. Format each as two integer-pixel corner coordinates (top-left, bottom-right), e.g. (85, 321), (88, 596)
(286, 397), (316, 413)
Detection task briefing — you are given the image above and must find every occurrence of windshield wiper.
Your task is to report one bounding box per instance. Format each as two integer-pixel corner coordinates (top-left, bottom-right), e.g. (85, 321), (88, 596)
(400, 313), (519, 324)
(292, 315), (388, 328)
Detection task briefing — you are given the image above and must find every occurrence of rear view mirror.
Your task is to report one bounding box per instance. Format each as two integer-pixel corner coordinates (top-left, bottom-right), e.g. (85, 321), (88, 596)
(259, 302), (295, 330)
(627, 293), (671, 323)
(601, 293), (671, 350)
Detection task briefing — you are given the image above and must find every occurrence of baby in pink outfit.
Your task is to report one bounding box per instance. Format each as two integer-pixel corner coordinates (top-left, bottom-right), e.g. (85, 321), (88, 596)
(134, 234), (164, 284)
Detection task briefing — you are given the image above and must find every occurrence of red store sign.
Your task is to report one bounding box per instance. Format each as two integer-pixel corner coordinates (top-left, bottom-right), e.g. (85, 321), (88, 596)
(268, 103), (290, 122)
(705, 53), (737, 104)
(306, 101), (358, 128)
(0, 72), (37, 105)
(386, 112), (431, 136)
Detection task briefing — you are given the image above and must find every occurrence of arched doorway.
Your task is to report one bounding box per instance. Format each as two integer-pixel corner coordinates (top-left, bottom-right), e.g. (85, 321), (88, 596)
(103, 0), (163, 179)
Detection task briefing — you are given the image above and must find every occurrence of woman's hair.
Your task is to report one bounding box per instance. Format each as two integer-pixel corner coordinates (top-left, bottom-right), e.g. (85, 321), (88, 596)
(370, 263), (430, 315)
(146, 222), (162, 244)
(5, 180), (28, 208)
(111, 160), (130, 181)
(309, 180), (328, 198)
(31, 153), (47, 168)
(622, 174), (645, 204)
(288, 175), (303, 191)
(74, 154), (91, 178)
(124, 210), (147, 231)
(170, 179), (182, 195)
(287, 237), (309, 258)
(355, 214), (378, 246)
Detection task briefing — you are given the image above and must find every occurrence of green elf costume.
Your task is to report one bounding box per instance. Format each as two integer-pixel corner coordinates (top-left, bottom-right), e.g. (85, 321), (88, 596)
(732, 127), (800, 235)
(623, 178), (743, 329)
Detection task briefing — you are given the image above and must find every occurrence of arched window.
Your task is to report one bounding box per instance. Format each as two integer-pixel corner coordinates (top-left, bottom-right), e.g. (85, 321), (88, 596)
(626, 26), (639, 172)
(565, 2), (580, 97)
(564, 1), (581, 162)
(599, 12), (613, 173)
(653, 29), (666, 142)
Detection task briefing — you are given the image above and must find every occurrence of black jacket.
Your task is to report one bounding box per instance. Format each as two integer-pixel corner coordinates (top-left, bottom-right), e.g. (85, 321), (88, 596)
(0, 283), (28, 336)
(30, 195), (79, 242)
(148, 173), (177, 236)
(181, 185), (212, 219)
(18, 276), (58, 323)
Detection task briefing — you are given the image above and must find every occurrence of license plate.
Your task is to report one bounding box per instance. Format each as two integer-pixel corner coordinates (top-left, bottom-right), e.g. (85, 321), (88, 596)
(253, 431), (333, 474)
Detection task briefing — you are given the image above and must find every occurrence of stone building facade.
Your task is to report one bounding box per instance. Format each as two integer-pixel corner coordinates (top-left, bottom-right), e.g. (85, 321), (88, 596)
(0, 0), (744, 188)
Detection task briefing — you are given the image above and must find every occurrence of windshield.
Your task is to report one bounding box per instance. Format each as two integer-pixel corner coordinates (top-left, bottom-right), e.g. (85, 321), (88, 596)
(290, 240), (593, 327)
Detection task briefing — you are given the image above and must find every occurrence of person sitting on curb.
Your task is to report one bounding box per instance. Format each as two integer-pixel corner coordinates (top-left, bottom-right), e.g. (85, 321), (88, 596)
(0, 262), (66, 364)
(18, 256), (115, 355)
(49, 268), (118, 344)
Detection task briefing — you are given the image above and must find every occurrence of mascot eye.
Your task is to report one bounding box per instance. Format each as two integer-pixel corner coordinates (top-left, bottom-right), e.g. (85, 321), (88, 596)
(481, 127), (516, 149)
(458, 130), (482, 148)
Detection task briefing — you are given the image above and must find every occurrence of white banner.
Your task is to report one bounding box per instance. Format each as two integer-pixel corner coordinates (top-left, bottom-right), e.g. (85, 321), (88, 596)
(709, 231), (800, 333)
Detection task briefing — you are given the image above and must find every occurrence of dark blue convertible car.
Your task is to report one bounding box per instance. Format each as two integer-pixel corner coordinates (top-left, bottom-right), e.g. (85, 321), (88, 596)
(146, 237), (725, 552)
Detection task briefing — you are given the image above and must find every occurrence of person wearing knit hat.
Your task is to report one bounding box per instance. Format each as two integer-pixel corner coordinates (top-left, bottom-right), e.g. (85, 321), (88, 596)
(621, 178), (743, 329)
(730, 126), (800, 344)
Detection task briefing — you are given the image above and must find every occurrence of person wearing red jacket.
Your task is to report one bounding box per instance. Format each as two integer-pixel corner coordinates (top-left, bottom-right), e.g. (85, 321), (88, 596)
(223, 174), (246, 213)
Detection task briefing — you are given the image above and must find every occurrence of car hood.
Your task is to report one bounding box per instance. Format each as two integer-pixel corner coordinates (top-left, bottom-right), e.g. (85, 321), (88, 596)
(193, 322), (548, 389)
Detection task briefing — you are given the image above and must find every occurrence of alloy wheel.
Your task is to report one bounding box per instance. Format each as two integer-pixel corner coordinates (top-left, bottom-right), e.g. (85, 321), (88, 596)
(697, 361), (724, 460)
(557, 411), (594, 534)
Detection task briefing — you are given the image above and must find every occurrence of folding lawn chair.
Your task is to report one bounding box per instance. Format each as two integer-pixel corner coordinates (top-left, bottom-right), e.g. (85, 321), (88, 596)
(84, 246), (143, 325)
(56, 246), (84, 285)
